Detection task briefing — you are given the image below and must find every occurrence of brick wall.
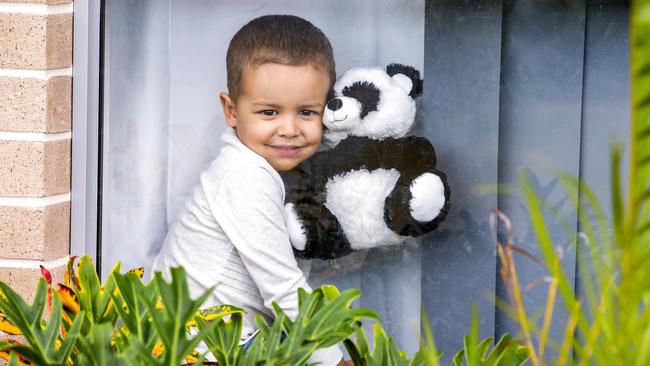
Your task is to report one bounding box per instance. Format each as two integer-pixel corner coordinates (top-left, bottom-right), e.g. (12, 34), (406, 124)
(0, 0), (73, 303)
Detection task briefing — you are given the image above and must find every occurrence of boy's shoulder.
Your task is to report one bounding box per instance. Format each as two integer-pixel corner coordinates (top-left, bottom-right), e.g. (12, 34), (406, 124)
(198, 155), (285, 219)
(200, 130), (284, 198)
(208, 160), (278, 191)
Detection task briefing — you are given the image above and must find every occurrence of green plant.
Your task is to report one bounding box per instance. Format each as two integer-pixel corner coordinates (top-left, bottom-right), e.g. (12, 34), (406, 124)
(0, 279), (83, 365)
(0, 254), (532, 366)
(195, 285), (382, 366)
(0, 255), (385, 365)
(451, 306), (529, 366)
(342, 305), (528, 366)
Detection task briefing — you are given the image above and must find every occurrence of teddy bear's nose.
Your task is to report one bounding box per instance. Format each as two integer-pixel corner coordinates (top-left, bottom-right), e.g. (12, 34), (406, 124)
(327, 98), (343, 111)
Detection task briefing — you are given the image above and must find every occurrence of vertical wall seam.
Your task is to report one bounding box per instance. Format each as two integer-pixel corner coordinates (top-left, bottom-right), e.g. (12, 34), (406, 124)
(493, 0), (507, 342)
(572, 2), (591, 364)
(95, 0), (105, 277)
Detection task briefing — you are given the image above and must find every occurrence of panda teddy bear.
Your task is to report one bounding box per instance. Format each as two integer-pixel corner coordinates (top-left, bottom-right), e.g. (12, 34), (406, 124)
(280, 63), (450, 260)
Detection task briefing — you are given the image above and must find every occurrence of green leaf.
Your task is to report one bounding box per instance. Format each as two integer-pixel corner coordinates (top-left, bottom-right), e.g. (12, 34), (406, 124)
(344, 338), (366, 366)
(321, 284), (342, 301)
(196, 313), (243, 366)
(0, 279), (51, 364)
(476, 336), (493, 361)
(483, 333), (511, 365)
(74, 322), (122, 366)
(462, 304), (480, 366)
(629, 0), (650, 240)
(420, 310), (441, 366)
(520, 170), (588, 337)
(141, 267), (213, 366)
(451, 349), (465, 366)
(7, 352), (19, 366)
(611, 144), (625, 246)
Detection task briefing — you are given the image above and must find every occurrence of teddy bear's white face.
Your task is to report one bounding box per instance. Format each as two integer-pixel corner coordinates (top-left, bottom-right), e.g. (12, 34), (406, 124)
(323, 67), (417, 146)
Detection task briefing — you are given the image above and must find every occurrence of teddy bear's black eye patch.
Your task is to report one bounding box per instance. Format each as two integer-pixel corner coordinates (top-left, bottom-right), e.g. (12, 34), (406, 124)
(342, 81), (381, 119)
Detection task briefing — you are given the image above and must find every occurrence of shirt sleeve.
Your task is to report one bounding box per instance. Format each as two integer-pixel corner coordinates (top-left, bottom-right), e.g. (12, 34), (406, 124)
(212, 166), (343, 365)
(213, 166), (309, 316)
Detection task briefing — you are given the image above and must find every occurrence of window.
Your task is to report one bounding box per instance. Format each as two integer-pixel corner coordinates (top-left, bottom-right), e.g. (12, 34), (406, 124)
(72, 1), (631, 361)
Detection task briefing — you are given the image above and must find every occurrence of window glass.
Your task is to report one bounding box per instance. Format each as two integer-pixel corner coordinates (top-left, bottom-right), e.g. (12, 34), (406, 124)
(103, 0), (425, 354)
(102, 0), (630, 360)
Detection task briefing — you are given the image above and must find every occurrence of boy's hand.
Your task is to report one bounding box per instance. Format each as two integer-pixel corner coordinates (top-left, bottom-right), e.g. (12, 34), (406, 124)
(337, 360), (354, 366)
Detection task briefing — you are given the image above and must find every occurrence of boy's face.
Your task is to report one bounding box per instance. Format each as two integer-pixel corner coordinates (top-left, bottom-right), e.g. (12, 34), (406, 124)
(220, 63), (330, 171)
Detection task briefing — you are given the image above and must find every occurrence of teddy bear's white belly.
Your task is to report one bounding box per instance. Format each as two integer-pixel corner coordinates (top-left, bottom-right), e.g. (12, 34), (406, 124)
(324, 168), (405, 249)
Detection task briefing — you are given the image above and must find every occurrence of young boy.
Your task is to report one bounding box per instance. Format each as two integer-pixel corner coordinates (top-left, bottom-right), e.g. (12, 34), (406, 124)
(152, 15), (351, 365)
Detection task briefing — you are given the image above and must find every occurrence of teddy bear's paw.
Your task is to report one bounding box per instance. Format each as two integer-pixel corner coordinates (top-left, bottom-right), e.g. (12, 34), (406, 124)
(409, 172), (446, 222)
(285, 203), (307, 250)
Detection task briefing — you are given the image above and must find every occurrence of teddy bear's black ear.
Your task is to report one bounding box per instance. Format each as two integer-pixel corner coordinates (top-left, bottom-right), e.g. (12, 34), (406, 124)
(386, 63), (423, 98)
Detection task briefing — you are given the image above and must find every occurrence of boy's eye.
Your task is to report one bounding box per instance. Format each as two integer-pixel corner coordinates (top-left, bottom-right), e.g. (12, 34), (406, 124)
(299, 110), (318, 117)
(260, 110), (278, 117)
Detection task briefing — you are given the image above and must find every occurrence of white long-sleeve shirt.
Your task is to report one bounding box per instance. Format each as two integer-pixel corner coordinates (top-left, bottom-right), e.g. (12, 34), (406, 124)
(151, 128), (342, 365)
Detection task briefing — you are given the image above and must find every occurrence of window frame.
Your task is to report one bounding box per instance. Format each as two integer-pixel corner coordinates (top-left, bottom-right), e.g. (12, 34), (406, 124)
(71, 0), (103, 269)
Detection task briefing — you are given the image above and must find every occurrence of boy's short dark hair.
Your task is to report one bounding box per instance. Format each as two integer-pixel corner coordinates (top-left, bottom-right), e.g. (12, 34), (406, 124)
(226, 15), (335, 100)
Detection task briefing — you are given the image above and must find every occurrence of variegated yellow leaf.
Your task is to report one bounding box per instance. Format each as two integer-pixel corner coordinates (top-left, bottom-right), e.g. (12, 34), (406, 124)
(56, 284), (80, 314)
(65, 256), (80, 289)
(152, 340), (164, 357)
(0, 339), (30, 365)
(185, 304), (245, 328)
(127, 267), (145, 279)
(0, 314), (20, 335)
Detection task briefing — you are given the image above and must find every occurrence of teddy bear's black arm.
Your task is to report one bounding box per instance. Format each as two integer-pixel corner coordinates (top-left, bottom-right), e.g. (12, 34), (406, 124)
(384, 169), (450, 237)
(374, 136), (449, 236)
(291, 198), (353, 260)
(281, 167), (352, 259)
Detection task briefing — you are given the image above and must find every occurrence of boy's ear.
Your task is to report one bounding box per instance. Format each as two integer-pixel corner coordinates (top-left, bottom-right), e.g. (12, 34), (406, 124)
(219, 92), (238, 128)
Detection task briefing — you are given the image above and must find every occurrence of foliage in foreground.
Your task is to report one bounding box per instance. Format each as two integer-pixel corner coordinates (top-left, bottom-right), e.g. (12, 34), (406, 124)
(0, 255), (528, 365)
(0, 256), (377, 365)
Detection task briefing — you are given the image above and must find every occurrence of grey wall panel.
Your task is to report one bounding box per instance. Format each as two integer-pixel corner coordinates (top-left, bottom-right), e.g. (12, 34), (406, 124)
(422, 1), (503, 362)
(580, 0), (630, 219)
(575, 0), (630, 321)
(495, 0), (586, 354)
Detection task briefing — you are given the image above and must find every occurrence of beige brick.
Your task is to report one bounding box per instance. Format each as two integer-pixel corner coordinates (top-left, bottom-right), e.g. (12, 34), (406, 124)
(45, 13), (72, 69)
(0, 202), (69, 260)
(0, 76), (71, 132)
(0, 264), (65, 303)
(0, 139), (70, 197)
(46, 76), (71, 132)
(0, 13), (72, 70)
(43, 138), (70, 194)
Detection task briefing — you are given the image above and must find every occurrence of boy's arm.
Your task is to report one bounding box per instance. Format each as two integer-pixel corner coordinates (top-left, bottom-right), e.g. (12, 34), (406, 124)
(213, 167), (309, 315)
(211, 167), (344, 365)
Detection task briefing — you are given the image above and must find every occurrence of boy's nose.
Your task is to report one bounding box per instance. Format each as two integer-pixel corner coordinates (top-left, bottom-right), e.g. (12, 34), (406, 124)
(279, 117), (300, 137)
(327, 98), (343, 111)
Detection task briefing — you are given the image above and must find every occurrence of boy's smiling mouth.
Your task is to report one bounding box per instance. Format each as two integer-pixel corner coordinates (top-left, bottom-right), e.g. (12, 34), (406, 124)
(268, 144), (304, 157)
